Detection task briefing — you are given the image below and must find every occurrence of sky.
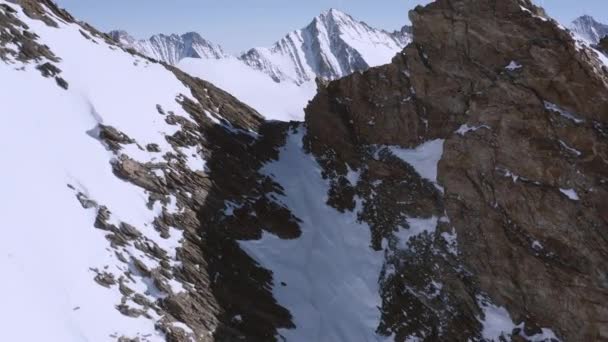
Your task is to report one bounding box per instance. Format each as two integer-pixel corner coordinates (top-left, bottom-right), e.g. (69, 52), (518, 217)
(54, 0), (608, 53)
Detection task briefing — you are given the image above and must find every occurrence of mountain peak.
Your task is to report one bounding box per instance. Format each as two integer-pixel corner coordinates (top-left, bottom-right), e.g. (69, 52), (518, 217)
(319, 8), (349, 18)
(314, 8), (356, 27)
(239, 9), (411, 85)
(570, 15), (608, 43)
(574, 14), (597, 23)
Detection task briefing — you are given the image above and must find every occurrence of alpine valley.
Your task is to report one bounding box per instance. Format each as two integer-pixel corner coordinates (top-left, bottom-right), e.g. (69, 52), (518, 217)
(1, 1), (608, 342)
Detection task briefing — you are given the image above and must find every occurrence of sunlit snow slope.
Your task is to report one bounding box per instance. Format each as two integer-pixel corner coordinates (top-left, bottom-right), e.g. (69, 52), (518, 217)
(0, 2), (212, 340)
(179, 57), (316, 121)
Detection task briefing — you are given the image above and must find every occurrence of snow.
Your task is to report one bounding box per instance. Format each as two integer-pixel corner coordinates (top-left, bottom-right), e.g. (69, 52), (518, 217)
(441, 228), (459, 255)
(239, 128), (388, 342)
(505, 60), (523, 70)
(179, 145), (206, 171)
(388, 139), (445, 190)
(478, 298), (517, 341)
(478, 296), (561, 342)
(239, 8), (410, 85)
(178, 57), (316, 121)
(455, 124), (491, 136)
(559, 140), (582, 156)
(0, 2), (202, 340)
(560, 188), (580, 201)
(544, 101), (584, 124)
(395, 216), (439, 249)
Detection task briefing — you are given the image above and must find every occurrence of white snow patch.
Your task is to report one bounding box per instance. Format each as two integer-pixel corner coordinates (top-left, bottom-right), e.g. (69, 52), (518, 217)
(544, 101), (584, 124)
(455, 124), (491, 136)
(396, 216), (439, 249)
(505, 60), (523, 70)
(559, 140), (582, 156)
(239, 128), (387, 342)
(478, 296), (561, 342)
(346, 164), (361, 186)
(441, 228), (459, 255)
(560, 188), (580, 201)
(478, 299), (517, 341)
(178, 57), (316, 121)
(179, 145), (206, 172)
(388, 139), (445, 191)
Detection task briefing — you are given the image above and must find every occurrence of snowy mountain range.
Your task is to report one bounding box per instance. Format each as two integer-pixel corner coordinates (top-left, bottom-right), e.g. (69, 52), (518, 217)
(569, 15), (608, 43)
(108, 31), (228, 65)
(111, 9), (411, 85)
(109, 9), (411, 121)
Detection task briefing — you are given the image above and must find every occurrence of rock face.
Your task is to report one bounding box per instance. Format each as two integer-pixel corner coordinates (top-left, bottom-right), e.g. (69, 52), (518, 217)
(306, 0), (608, 340)
(570, 15), (608, 43)
(240, 9), (411, 84)
(109, 30), (228, 65)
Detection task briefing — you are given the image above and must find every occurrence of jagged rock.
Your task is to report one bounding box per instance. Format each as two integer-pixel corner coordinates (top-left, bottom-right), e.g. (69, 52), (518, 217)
(119, 222), (142, 239)
(98, 125), (135, 152)
(36, 62), (61, 77)
(112, 156), (167, 194)
(305, 0), (608, 340)
(76, 192), (97, 209)
(93, 271), (116, 288)
(93, 206), (117, 231)
(118, 279), (135, 296)
(146, 143), (161, 152)
(116, 304), (144, 318)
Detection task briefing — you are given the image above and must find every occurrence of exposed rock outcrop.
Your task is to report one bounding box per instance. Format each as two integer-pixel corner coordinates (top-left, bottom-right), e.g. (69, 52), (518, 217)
(305, 0), (608, 340)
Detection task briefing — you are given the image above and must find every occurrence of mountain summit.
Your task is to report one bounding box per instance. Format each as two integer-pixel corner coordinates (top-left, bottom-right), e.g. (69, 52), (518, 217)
(240, 8), (411, 84)
(570, 15), (608, 43)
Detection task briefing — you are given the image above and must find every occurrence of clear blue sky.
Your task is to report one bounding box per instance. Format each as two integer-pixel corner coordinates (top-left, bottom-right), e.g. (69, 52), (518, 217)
(54, 0), (608, 53)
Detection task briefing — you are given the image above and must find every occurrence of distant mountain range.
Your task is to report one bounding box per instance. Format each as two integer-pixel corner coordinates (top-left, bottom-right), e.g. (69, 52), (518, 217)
(108, 31), (228, 65)
(109, 9), (411, 85)
(108, 12), (608, 121)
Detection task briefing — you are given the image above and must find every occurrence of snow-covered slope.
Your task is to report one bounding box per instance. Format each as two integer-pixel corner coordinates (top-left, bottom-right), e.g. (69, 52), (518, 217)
(240, 128), (387, 342)
(109, 30), (228, 65)
(179, 57), (316, 121)
(240, 9), (411, 85)
(570, 15), (608, 43)
(0, 1), (259, 340)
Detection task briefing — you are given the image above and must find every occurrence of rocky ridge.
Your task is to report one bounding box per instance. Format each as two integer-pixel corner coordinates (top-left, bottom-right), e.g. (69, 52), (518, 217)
(305, 0), (608, 340)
